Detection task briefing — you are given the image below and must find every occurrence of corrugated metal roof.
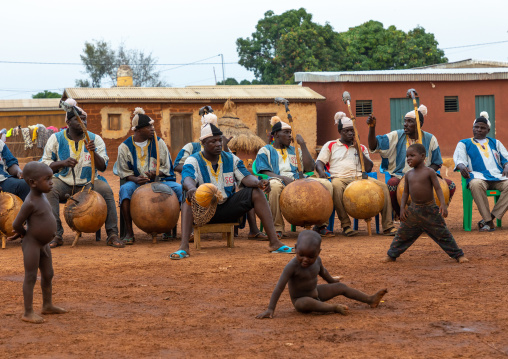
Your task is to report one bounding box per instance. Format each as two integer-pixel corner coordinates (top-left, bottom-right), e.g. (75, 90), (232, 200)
(63, 85), (325, 102)
(0, 98), (63, 112)
(414, 59), (508, 69)
(295, 68), (508, 83)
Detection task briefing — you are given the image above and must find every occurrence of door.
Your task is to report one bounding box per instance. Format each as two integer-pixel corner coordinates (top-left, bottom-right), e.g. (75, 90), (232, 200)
(390, 98), (420, 131)
(257, 113), (275, 144)
(170, 114), (193, 158)
(475, 95), (495, 138)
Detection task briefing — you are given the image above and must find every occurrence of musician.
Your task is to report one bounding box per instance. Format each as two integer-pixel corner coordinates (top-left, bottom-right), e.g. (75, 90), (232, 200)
(0, 140), (30, 200)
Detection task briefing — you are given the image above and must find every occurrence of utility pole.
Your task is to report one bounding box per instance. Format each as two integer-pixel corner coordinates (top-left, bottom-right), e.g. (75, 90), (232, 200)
(220, 54), (225, 83)
(213, 67), (217, 85)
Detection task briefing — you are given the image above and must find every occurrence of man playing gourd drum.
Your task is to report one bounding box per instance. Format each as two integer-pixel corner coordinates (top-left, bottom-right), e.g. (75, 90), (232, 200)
(41, 98), (123, 248)
(170, 121), (294, 260)
(366, 104), (455, 216)
(0, 140), (30, 200)
(316, 112), (396, 237)
(116, 108), (183, 244)
(255, 116), (334, 238)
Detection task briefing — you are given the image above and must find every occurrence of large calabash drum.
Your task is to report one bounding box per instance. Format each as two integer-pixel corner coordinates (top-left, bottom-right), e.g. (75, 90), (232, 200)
(64, 189), (107, 234)
(280, 179), (333, 227)
(397, 175), (450, 206)
(130, 182), (180, 235)
(0, 191), (23, 249)
(343, 179), (384, 219)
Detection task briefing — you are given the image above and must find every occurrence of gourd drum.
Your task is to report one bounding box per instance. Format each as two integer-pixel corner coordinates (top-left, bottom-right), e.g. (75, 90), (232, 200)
(195, 183), (221, 208)
(0, 191), (23, 249)
(343, 179), (384, 219)
(130, 182), (180, 234)
(64, 189), (107, 233)
(280, 179), (333, 227)
(396, 176), (450, 206)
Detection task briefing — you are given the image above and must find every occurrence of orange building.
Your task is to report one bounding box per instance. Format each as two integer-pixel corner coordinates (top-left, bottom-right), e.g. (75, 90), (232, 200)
(296, 60), (508, 156)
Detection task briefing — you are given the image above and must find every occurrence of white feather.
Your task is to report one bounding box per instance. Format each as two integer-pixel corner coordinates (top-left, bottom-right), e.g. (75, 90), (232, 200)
(334, 112), (346, 125)
(270, 116), (281, 126)
(418, 104), (428, 116)
(133, 107), (145, 115)
(480, 111), (489, 120)
(201, 113), (218, 126)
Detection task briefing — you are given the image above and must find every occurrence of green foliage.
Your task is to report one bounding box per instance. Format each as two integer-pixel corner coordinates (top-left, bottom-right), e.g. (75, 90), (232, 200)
(237, 12), (447, 83)
(75, 40), (167, 87)
(32, 90), (62, 99)
(217, 78), (240, 85)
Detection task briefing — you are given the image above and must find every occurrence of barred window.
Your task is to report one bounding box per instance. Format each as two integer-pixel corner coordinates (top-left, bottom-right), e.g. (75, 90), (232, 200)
(444, 96), (459, 112)
(356, 100), (372, 117)
(108, 114), (121, 130)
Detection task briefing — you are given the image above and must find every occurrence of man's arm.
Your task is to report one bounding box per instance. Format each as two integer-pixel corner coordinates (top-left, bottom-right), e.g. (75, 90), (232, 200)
(241, 175), (270, 192)
(367, 114), (378, 152)
(453, 142), (471, 179)
(85, 139), (106, 172)
(7, 164), (23, 179)
(315, 160), (328, 179)
(256, 263), (294, 319)
(296, 134), (315, 173)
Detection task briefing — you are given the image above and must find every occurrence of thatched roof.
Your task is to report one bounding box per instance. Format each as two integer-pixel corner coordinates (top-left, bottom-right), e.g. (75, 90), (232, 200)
(217, 99), (266, 153)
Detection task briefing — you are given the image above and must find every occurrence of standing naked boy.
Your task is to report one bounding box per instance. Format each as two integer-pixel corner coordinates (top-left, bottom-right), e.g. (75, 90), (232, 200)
(383, 144), (468, 263)
(256, 230), (387, 318)
(9, 162), (67, 323)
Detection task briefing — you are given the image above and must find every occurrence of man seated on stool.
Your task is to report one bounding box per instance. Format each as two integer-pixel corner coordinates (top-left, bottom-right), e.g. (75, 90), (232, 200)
(169, 119), (293, 260)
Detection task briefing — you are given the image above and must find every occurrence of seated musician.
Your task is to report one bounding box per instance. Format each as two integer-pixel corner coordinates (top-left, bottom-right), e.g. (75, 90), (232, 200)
(255, 116), (333, 238)
(316, 112), (396, 237)
(116, 108), (183, 244)
(169, 119), (293, 260)
(0, 140), (30, 200)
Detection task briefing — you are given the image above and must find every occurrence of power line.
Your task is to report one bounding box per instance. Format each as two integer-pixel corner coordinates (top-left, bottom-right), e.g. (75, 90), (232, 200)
(0, 60), (239, 66)
(442, 40), (508, 50)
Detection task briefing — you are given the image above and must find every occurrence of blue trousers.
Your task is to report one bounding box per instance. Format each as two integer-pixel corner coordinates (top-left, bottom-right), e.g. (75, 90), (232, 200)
(0, 177), (30, 201)
(119, 180), (183, 204)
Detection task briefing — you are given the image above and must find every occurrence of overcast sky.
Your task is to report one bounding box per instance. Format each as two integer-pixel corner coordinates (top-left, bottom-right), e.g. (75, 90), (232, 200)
(1, 0), (507, 99)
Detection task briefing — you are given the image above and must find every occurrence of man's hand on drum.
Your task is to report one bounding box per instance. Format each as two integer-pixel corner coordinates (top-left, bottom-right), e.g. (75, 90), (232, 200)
(257, 179), (271, 193)
(186, 187), (197, 202)
(135, 176), (150, 185)
(281, 176), (294, 186)
(145, 171), (157, 181)
(457, 164), (472, 179)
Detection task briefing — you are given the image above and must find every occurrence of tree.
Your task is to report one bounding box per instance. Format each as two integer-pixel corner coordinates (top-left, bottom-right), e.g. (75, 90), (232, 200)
(75, 40), (167, 87)
(32, 90), (62, 99)
(236, 8), (345, 84)
(217, 78), (239, 85)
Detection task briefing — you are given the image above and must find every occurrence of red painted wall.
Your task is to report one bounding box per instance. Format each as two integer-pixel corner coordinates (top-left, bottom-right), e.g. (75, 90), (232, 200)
(304, 80), (508, 157)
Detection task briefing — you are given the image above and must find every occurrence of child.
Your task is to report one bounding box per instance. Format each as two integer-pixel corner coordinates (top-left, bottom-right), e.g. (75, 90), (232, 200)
(9, 162), (67, 323)
(256, 230), (387, 318)
(383, 144), (468, 263)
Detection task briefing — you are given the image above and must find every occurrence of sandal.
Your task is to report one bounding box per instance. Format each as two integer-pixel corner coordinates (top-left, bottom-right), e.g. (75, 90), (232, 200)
(313, 225), (334, 237)
(248, 232), (269, 241)
(478, 220), (495, 232)
(383, 227), (398, 236)
(122, 237), (135, 245)
(343, 227), (359, 237)
(49, 237), (63, 248)
(107, 236), (125, 248)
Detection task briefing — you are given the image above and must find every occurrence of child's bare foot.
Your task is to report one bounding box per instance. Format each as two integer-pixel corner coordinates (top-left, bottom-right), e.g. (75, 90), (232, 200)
(457, 256), (469, 264)
(334, 304), (349, 315)
(381, 256), (396, 263)
(22, 312), (44, 324)
(41, 305), (67, 315)
(369, 289), (388, 308)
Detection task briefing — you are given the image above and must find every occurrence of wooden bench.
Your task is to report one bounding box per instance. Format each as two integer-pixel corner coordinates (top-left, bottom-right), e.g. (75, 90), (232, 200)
(193, 223), (237, 250)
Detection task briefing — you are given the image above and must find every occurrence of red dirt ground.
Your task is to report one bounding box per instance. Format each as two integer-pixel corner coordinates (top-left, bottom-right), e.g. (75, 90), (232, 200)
(1, 169), (508, 358)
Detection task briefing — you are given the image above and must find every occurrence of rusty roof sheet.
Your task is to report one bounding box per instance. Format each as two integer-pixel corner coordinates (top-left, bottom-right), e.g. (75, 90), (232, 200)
(0, 98), (63, 112)
(295, 68), (508, 83)
(63, 85), (325, 102)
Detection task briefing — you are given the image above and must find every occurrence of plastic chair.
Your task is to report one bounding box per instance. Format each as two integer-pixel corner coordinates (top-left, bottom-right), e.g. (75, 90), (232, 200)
(461, 176), (501, 231)
(353, 172), (381, 234)
(252, 159), (330, 232)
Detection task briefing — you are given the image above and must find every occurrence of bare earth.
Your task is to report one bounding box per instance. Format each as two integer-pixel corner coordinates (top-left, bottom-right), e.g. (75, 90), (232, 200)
(1, 169), (508, 358)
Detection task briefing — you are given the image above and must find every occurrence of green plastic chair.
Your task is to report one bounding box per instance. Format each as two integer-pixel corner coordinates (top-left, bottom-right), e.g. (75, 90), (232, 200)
(252, 159), (315, 232)
(461, 176), (501, 231)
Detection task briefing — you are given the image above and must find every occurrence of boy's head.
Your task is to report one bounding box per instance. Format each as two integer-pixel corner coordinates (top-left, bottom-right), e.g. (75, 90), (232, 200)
(23, 162), (53, 193)
(406, 143), (426, 168)
(295, 230), (322, 268)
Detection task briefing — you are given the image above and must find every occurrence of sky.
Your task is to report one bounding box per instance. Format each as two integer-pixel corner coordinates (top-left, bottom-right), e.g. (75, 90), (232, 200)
(1, 0), (507, 99)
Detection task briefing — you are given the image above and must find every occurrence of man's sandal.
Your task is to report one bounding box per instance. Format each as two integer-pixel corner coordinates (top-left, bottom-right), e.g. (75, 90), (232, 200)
(247, 232), (269, 241)
(343, 227), (358, 237)
(313, 225), (334, 237)
(383, 227), (398, 236)
(123, 237), (135, 245)
(107, 236), (125, 248)
(478, 220), (495, 232)
(170, 250), (189, 260)
(49, 237), (63, 248)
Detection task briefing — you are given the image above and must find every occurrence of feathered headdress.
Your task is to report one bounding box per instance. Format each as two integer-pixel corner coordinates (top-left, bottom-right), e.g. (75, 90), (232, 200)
(131, 107), (154, 130)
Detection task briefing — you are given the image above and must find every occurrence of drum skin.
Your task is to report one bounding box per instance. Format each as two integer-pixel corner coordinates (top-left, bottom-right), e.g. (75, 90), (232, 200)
(396, 175), (450, 207)
(130, 183), (180, 234)
(64, 190), (107, 233)
(343, 179), (384, 219)
(0, 192), (23, 237)
(280, 179), (333, 227)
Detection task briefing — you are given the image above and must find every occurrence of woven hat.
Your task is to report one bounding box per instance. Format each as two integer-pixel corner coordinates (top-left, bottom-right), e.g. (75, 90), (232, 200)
(64, 98), (87, 120)
(474, 111), (491, 128)
(334, 112), (353, 131)
(131, 107), (154, 130)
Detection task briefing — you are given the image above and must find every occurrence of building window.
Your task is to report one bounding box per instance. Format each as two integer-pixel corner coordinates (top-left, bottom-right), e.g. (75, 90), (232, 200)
(257, 113), (276, 143)
(444, 96), (459, 112)
(355, 100), (372, 117)
(108, 114), (121, 130)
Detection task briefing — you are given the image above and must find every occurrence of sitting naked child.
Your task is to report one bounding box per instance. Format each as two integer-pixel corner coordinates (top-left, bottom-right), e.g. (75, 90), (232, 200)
(9, 162), (67, 323)
(256, 230), (387, 318)
(383, 144), (468, 263)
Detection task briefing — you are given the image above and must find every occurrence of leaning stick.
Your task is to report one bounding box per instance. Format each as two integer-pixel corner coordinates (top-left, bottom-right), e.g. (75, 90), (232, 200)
(406, 89), (422, 144)
(274, 97), (303, 179)
(342, 92), (367, 180)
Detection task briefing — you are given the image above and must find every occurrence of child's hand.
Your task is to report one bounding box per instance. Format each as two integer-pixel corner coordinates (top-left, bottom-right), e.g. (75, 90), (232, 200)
(400, 208), (407, 222)
(440, 205), (448, 218)
(332, 275), (343, 282)
(7, 233), (22, 241)
(255, 309), (274, 319)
